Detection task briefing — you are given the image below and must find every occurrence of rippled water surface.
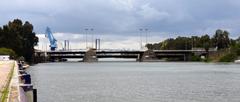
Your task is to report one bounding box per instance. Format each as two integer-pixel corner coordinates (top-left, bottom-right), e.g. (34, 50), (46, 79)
(27, 62), (240, 102)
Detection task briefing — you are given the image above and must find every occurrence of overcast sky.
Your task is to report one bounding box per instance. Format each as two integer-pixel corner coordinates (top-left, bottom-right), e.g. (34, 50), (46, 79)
(1, 0), (240, 50)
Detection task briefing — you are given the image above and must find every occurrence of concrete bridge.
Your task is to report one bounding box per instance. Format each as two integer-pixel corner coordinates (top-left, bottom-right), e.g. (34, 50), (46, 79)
(35, 49), (212, 62)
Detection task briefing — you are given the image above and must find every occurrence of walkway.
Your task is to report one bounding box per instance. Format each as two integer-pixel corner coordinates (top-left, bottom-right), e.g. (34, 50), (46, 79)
(0, 61), (14, 98)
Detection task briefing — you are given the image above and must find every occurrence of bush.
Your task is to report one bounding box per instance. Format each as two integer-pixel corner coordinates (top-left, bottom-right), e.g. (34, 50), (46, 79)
(191, 55), (201, 61)
(0, 48), (17, 59)
(219, 53), (237, 62)
(236, 45), (240, 56)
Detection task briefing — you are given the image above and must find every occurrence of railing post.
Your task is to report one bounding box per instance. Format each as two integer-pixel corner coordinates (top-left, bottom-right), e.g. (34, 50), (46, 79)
(33, 89), (37, 102)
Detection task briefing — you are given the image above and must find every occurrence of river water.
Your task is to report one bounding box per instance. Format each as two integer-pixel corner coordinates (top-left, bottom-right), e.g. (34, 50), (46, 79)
(27, 62), (240, 102)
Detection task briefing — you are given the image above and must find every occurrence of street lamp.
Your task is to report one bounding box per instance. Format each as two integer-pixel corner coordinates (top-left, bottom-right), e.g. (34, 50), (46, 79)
(139, 28), (143, 50)
(85, 28), (89, 49)
(139, 28), (149, 50)
(145, 28), (148, 45)
(90, 28), (94, 48)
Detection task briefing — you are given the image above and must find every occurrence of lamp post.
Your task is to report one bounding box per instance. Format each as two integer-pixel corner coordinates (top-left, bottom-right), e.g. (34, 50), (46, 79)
(139, 28), (143, 50)
(145, 28), (148, 45)
(139, 28), (149, 50)
(85, 28), (89, 49)
(90, 28), (94, 48)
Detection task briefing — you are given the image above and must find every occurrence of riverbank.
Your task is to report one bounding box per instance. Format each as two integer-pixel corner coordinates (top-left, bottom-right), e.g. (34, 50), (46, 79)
(0, 61), (36, 102)
(0, 61), (15, 102)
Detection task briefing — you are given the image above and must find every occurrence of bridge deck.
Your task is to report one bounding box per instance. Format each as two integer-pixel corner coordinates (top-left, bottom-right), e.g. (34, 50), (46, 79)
(43, 50), (211, 54)
(35, 50), (212, 60)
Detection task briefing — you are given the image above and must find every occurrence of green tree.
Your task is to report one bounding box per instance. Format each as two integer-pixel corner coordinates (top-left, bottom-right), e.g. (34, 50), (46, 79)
(213, 29), (230, 50)
(200, 35), (211, 52)
(21, 21), (39, 62)
(0, 19), (38, 62)
(236, 37), (240, 44)
(234, 37), (240, 56)
(191, 36), (200, 48)
(0, 48), (17, 58)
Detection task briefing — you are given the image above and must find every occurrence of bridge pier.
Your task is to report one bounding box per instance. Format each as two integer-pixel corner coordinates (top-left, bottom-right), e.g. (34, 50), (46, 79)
(83, 49), (98, 62)
(184, 53), (193, 61)
(137, 53), (143, 62)
(138, 50), (158, 62)
(34, 52), (47, 63)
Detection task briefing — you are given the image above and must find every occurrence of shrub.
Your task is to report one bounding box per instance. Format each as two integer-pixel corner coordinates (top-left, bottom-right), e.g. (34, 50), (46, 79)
(191, 55), (201, 61)
(0, 48), (17, 59)
(219, 53), (237, 62)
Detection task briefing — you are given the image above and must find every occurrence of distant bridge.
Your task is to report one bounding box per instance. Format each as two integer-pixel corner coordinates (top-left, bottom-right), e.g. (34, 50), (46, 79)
(35, 49), (214, 62)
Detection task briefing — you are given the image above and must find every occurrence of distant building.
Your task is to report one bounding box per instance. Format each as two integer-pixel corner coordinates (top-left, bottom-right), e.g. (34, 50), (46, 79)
(0, 55), (10, 61)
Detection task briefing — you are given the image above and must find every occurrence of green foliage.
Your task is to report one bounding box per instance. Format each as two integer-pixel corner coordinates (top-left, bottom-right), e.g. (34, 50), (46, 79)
(231, 44), (240, 56)
(146, 29), (231, 51)
(146, 29), (240, 62)
(219, 53), (237, 62)
(0, 48), (16, 58)
(0, 19), (38, 62)
(237, 47), (240, 56)
(147, 34), (213, 51)
(191, 55), (201, 61)
(235, 39), (240, 56)
(218, 43), (240, 62)
(201, 35), (211, 52)
(212, 29), (231, 49)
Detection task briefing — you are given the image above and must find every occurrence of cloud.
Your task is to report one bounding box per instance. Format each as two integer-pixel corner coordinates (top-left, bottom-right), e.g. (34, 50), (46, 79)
(137, 3), (170, 20)
(2, 0), (240, 50)
(36, 32), (168, 50)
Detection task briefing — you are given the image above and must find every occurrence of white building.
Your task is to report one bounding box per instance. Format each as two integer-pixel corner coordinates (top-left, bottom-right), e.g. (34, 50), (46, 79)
(0, 55), (10, 61)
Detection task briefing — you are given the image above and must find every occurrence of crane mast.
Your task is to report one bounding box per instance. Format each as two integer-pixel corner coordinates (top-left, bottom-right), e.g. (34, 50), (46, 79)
(45, 27), (57, 51)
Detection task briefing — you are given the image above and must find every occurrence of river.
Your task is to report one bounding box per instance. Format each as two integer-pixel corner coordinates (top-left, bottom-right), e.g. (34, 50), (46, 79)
(27, 62), (240, 102)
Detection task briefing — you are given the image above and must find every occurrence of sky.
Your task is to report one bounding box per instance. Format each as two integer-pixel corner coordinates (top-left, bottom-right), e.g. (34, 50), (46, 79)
(1, 0), (240, 50)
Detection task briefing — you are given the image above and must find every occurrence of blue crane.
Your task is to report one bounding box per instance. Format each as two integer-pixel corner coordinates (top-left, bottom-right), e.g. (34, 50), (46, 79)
(45, 27), (57, 51)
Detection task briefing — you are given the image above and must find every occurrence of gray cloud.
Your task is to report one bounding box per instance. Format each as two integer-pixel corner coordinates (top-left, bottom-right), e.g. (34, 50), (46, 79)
(1, 0), (240, 37)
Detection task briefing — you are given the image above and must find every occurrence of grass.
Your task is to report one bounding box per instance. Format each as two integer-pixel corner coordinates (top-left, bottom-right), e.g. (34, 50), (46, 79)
(0, 62), (15, 102)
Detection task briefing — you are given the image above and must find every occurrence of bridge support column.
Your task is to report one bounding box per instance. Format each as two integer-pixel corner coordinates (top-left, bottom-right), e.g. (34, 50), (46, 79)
(34, 52), (47, 63)
(137, 53), (143, 62)
(83, 49), (98, 62)
(138, 50), (158, 62)
(183, 53), (192, 61)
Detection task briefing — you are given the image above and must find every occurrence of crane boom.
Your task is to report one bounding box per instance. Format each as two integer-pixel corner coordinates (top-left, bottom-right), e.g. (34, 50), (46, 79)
(45, 27), (57, 51)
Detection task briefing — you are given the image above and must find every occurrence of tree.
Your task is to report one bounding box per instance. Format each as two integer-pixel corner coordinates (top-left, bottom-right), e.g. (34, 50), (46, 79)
(212, 29), (230, 50)
(200, 35), (211, 52)
(21, 21), (39, 62)
(0, 48), (17, 58)
(146, 29), (232, 51)
(0, 19), (38, 62)
(235, 37), (240, 56)
(236, 37), (240, 44)
(191, 36), (199, 48)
